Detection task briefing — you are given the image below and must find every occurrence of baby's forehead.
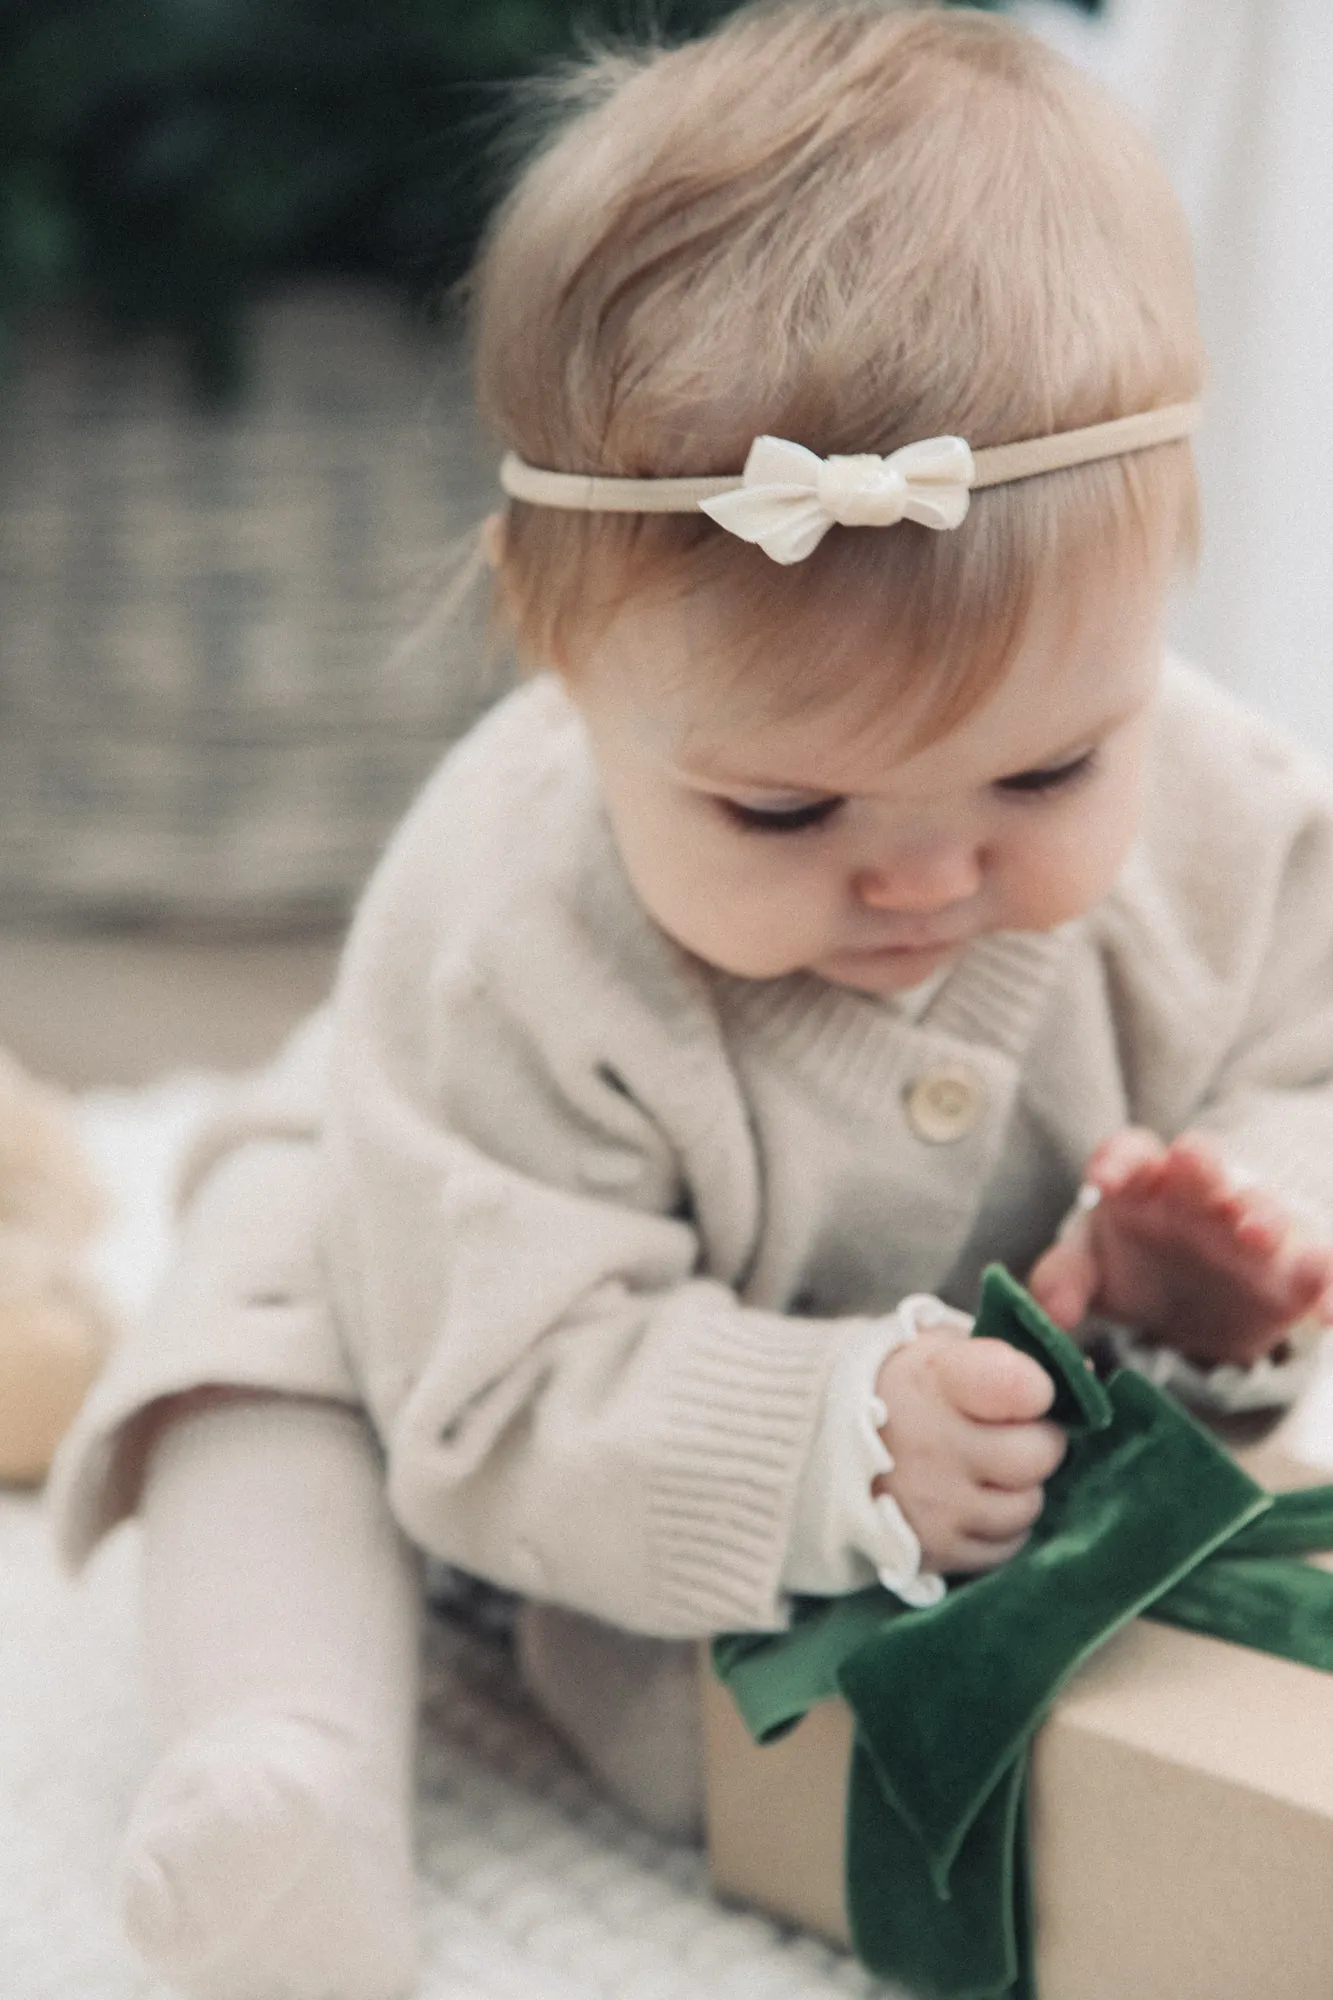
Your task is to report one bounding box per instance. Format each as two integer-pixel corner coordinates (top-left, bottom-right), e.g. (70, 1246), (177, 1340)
(669, 698), (929, 793)
(642, 610), (1160, 798)
(665, 693), (1038, 797)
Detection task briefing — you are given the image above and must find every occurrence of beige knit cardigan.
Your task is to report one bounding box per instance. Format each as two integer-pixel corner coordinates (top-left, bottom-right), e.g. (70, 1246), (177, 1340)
(54, 661), (1333, 1640)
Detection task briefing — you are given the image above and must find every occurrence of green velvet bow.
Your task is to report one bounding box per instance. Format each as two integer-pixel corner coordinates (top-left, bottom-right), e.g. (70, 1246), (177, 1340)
(712, 1266), (1333, 2000)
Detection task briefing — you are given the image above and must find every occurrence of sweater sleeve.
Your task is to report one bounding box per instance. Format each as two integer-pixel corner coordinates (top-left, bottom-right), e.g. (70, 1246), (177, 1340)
(1118, 680), (1333, 1404)
(1066, 667), (1333, 1412)
(1136, 672), (1333, 1232)
(325, 999), (873, 1639)
(1172, 821), (1333, 1408)
(49, 1008), (358, 1568)
(1185, 777), (1333, 1239)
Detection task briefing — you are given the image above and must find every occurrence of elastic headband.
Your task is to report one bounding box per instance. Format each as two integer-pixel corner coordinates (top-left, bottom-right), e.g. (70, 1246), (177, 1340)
(498, 400), (1201, 565)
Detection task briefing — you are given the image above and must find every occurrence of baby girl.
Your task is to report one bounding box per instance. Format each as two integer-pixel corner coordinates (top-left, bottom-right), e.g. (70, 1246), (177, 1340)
(54, 8), (1333, 1997)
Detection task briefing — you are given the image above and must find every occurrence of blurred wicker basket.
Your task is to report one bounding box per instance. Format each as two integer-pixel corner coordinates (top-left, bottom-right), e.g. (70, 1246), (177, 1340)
(0, 286), (503, 930)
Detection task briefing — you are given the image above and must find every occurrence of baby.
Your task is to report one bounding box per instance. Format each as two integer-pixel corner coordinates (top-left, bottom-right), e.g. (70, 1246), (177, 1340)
(53, 7), (1333, 1999)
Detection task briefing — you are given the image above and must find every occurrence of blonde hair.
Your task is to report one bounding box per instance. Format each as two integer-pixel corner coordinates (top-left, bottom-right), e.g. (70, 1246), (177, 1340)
(471, 1), (1205, 730)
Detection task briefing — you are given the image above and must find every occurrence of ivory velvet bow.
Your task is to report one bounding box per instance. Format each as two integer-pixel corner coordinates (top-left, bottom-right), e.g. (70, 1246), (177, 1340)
(712, 1266), (1333, 2000)
(699, 434), (975, 563)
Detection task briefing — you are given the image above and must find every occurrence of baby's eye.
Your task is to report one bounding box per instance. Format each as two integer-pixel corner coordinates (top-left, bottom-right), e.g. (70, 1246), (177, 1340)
(994, 750), (1098, 798)
(720, 796), (845, 833)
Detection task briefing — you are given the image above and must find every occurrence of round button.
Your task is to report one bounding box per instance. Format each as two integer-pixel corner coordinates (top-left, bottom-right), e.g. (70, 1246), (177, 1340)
(904, 1062), (986, 1144)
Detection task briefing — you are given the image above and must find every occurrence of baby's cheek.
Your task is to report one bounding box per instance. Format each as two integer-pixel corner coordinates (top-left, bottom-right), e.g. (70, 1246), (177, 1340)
(1007, 816), (1134, 930)
(619, 839), (809, 977)
(681, 885), (825, 978)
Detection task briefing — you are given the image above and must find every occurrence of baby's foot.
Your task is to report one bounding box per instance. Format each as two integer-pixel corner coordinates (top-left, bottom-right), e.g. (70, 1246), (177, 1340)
(1033, 1130), (1333, 1367)
(120, 1709), (418, 2000)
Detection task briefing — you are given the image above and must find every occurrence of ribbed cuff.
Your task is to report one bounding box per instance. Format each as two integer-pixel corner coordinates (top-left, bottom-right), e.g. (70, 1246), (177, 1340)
(643, 1287), (861, 1632)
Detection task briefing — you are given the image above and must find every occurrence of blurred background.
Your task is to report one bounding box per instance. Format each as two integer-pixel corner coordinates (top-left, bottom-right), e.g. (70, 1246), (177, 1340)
(0, 0), (1326, 1088)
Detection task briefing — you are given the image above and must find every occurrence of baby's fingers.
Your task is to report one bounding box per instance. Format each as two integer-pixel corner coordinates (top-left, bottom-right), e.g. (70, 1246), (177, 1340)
(962, 1481), (1046, 1544)
(881, 1476), (1048, 1576)
(947, 1445), (1066, 1572)
(932, 1337), (1055, 1424)
(1085, 1125), (1167, 1198)
(946, 1535), (1036, 1574)
(1028, 1234), (1097, 1330)
(944, 1492), (1046, 1574)
(968, 1417), (1067, 1491)
(1287, 1242), (1333, 1320)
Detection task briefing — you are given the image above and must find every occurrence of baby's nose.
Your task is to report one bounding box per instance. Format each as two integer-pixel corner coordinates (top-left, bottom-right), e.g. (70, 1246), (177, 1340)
(853, 845), (981, 912)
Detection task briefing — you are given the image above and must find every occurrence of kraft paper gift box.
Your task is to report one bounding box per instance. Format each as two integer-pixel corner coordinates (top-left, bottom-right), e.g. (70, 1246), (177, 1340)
(702, 1272), (1333, 2000)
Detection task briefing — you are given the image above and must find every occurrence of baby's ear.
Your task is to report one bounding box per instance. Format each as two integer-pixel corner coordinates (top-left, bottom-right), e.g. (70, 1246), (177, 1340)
(480, 511), (507, 569)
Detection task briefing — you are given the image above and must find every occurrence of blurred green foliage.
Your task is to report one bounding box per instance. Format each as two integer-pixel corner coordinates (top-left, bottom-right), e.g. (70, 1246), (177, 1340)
(0, 0), (1101, 399)
(0, 0), (749, 395)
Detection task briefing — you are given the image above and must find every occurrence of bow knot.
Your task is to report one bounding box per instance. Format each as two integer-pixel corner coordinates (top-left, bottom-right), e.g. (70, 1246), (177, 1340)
(816, 453), (913, 527)
(700, 433), (976, 564)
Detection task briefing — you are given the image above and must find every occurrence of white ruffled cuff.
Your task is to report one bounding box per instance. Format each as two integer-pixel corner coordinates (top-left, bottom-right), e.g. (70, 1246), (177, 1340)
(1092, 1317), (1325, 1414)
(784, 1295), (972, 1609)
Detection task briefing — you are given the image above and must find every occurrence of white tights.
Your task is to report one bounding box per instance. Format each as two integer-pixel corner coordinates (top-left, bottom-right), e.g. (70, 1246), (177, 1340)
(122, 1395), (705, 2000)
(123, 1396), (422, 2000)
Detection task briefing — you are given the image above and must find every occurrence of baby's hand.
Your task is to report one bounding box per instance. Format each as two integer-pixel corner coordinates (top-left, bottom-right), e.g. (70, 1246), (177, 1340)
(873, 1333), (1067, 1575)
(1029, 1128), (1333, 1368)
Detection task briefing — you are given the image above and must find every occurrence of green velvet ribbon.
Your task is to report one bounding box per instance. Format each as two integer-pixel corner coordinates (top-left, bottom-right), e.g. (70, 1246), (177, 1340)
(712, 1266), (1333, 2000)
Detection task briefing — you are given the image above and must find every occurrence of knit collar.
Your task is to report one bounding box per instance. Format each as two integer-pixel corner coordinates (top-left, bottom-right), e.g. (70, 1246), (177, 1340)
(705, 923), (1080, 1098)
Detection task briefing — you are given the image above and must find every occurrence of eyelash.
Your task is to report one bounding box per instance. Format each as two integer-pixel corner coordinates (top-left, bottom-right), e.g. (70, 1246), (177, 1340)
(720, 797), (844, 834)
(993, 750), (1099, 797)
(717, 750), (1098, 833)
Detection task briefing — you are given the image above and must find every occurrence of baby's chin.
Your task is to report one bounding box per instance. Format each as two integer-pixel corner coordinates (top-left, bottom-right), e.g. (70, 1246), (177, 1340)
(646, 893), (971, 990)
(812, 940), (965, 996)
(677, 929), (965, 995)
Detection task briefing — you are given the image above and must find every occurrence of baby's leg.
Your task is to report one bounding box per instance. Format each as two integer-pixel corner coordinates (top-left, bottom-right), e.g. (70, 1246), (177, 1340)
(120, 1392), (421, 2000)
(516, 1602), (703, 1842)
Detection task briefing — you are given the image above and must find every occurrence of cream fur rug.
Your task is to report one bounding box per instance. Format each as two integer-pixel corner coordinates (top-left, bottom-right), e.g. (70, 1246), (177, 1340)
(2, 1079), (899, 2000)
